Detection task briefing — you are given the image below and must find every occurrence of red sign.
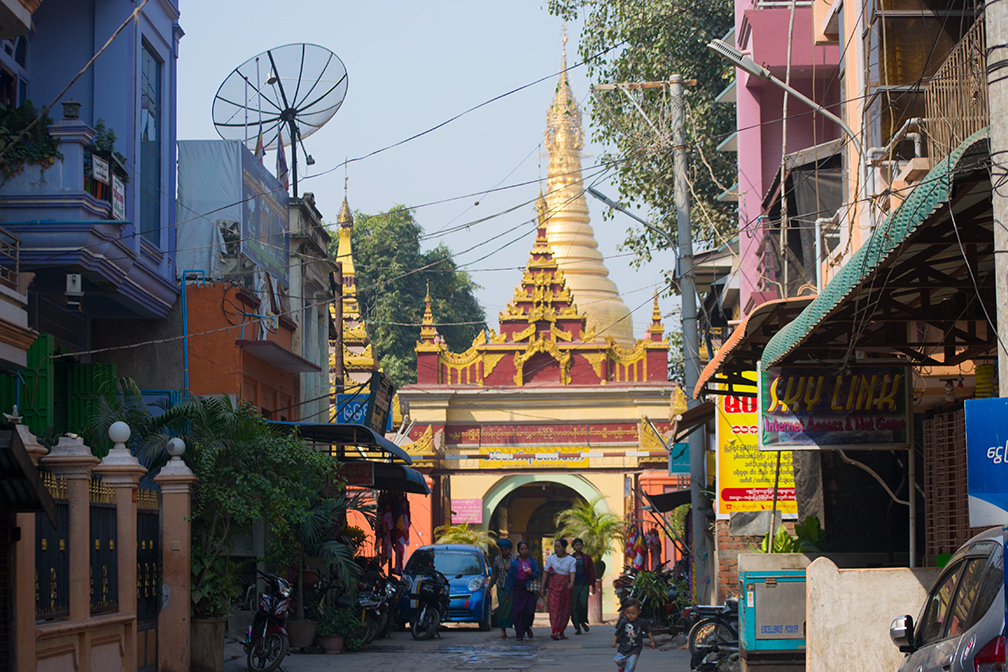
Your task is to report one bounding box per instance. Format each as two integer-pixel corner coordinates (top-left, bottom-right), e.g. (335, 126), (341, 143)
(443, 423), (639, 447)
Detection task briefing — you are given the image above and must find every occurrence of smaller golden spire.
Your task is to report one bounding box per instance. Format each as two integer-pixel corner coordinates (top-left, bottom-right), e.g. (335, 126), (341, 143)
(338, 177), (353, 227)
(647, 290), (665, 341)
(420, 282), (437, 343)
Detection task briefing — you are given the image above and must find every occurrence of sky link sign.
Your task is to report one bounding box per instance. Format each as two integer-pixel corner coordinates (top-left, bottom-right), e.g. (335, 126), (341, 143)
(758, 365), (910, 450)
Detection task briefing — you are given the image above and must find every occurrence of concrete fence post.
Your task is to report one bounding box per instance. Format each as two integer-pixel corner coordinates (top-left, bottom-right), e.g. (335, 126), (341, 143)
(40, 434), (99, 620)
(154, 439), (197, 672)
(15, 426), (48, 672)
(94, 422), (147, 672)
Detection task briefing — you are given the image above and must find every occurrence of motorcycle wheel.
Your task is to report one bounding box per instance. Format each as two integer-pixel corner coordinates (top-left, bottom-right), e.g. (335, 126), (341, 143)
(360, 611), (380, 646)
(246, 632), (288, 672)
(375, 608), (392, 638)
(412, 606), (439, 640)
(687, 618), (735, 656)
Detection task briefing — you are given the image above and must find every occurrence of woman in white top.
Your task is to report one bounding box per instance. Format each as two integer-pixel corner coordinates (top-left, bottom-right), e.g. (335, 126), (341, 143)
(540, 538), (577, 639)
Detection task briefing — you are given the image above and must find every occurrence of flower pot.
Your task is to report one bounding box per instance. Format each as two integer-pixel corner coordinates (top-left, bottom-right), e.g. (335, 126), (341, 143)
(287, 619), (318, 649)
(317, 634), (343, 654)
(191, 617), (227, 672)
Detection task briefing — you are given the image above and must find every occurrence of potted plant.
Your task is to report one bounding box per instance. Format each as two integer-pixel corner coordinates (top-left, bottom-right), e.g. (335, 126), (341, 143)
(554, 496), (626, 624)
(316, 604), (362, 654)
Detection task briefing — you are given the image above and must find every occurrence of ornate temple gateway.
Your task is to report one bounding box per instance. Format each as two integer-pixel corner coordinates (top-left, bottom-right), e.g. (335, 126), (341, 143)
(400, 194), (676, 604)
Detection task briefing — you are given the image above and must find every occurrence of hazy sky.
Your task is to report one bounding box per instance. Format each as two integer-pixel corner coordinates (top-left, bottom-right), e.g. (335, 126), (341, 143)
(176, 2), (678, 337)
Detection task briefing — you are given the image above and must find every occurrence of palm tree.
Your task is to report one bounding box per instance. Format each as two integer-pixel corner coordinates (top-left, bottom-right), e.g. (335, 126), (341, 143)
(433, 523), (496, 549)
(554, 497), (625, 578)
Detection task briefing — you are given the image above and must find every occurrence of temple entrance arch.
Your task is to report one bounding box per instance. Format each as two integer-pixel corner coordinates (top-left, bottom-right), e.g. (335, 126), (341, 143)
(483, 474), (612, 567)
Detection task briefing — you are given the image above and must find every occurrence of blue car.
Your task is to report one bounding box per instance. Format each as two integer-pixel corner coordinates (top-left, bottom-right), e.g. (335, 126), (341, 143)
(399, 544), (493, 630)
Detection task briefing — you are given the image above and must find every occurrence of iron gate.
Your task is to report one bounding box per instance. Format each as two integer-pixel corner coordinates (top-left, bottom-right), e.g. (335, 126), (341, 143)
(136, 487), (160, 672)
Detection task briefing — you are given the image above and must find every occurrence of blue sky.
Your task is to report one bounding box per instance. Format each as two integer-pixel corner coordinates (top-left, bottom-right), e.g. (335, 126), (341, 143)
(176, 1), (679, 337)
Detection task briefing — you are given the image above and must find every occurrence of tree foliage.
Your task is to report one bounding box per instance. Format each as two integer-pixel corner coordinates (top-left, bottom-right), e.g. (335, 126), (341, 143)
(340, 205), (487, 388)
(433, 522), (497, 550)
(553, 496), (625, 576)
(549, 0), (736, 266)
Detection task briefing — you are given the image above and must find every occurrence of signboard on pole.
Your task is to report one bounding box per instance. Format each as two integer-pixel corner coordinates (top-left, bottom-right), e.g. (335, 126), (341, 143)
(717, 373), (796, 516)
(342, 461), (374, 488)
(758, 365), (910, 450)
(92, 156), (110, 185)
(964, 397), (1008, 526)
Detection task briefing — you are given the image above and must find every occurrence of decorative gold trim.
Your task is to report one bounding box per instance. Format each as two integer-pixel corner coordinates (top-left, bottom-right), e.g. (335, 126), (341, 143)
(514, 336), (572, 385)
(483, 353), (506, 379)
(550, 324), (573, 342)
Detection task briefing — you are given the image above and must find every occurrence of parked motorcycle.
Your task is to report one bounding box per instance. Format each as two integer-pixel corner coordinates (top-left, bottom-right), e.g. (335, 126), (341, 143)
(355, 570), (402, 644)
(409, 570), (449, 640)
(244, 570), (292, 672)
(684, 598), (740, 657)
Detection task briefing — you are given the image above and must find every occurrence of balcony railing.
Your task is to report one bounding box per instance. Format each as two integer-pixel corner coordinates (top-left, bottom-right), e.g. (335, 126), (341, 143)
(0, 227), (20, 290)
(925, 14), (988, 163)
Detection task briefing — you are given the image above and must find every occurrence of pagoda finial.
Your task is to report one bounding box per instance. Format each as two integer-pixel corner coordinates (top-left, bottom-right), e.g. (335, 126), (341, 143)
(421, 283), (437, 343)
(338, 177), (353, 227)
(647, 290), (665, 341)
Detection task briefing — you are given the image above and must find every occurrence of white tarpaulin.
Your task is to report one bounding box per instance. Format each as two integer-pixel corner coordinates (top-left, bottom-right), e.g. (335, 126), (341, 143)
(176, 140), (290, 286)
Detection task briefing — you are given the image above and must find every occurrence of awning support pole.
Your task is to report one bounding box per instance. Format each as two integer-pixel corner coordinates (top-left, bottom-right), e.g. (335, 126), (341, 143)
(768, 450), (782, 551)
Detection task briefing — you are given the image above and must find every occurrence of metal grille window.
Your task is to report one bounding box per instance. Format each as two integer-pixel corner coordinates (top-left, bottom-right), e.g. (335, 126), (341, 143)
(140, 42), (162, 246)
(922, 408), (984, 563)
(35, 472), (68, 620)
(89, 477), (117, 613)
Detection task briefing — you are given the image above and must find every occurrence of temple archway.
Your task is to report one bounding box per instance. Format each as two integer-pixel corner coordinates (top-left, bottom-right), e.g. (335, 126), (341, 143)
(482, 474), (613, 568)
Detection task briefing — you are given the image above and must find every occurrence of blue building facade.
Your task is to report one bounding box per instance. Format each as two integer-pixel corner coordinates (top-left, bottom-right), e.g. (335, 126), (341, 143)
(0, 0), (181, 355)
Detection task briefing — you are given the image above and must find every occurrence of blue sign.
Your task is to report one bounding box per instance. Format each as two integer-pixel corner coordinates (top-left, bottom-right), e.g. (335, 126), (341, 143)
(333, 393), (392, 432)
(964, 397), (1008, 526)
(668, 442), (690, 474)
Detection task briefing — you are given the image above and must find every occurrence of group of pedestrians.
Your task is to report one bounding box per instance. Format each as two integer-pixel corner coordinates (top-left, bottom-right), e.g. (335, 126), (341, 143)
(487, 537), (596, 641)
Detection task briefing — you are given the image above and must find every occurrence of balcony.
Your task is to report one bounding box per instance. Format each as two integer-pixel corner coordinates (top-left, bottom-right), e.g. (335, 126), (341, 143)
(925, 14), (988, 164)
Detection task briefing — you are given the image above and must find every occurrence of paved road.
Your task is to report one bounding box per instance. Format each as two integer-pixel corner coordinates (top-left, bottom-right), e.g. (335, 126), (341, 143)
(223, 614), (693, 672)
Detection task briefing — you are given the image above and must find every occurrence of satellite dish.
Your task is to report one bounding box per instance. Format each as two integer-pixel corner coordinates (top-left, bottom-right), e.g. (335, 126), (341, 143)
(212, 43), (348, 197)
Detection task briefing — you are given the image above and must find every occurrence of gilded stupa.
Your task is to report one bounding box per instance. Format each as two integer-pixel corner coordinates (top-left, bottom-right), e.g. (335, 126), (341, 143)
(330, 184), (378, 389)
(543, 29), (635, 347)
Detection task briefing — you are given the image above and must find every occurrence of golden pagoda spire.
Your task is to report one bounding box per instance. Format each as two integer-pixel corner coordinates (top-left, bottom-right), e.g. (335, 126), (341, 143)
(420, 281), (438, 343)
(543, 28), (635, 346)
(646, 290), (665, 341)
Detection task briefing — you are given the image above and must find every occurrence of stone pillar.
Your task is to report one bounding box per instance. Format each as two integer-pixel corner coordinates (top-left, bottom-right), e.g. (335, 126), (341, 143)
(15, 426), (47, 672)
(94, 422), (146, 672)
(154, 439), (197, 672)
(40, 434), (99, 620)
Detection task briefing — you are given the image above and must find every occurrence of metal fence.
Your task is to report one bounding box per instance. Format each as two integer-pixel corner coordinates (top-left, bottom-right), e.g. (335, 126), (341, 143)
(35, 472), (69, 620)
(925, 15), (988, 163)
(89, 477), (117, 613)
(136, 486), (161, 672)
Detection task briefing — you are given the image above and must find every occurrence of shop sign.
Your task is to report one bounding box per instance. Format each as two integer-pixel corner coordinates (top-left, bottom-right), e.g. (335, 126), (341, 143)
(717, 373), (796, 516)
(111, 175), (125, 221)
(92, 156), (110, 184)
(451, 498), (483, 524)
(758, 365), (910, 450)
(964, 397), (1008, 526)
(342, 461), (373, 487)
(333, 392), (392, 431)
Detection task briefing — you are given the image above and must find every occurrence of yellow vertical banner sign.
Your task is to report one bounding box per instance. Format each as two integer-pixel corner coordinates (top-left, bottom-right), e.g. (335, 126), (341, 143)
(716, 373), (797, 516)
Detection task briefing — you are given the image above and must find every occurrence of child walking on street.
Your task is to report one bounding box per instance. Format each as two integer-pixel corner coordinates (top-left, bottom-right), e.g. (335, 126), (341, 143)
(611, 599), (656, 672)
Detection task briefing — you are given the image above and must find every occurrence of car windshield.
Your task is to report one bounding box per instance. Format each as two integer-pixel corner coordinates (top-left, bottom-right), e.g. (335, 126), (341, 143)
(407, 550), (483, 576)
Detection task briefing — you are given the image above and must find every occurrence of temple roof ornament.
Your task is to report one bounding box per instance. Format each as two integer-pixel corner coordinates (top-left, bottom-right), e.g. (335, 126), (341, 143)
(330, 183), (377, 383)
(646, 291), (665, 342)
(543, 29), (635, 347)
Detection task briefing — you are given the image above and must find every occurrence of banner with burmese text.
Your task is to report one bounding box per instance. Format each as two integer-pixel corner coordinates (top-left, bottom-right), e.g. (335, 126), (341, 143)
(716, 373), (796, 517)
(758, 365), (910, 450)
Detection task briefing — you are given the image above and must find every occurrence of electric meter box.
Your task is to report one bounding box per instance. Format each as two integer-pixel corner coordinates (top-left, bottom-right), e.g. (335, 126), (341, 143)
(738, 570), (807, 655)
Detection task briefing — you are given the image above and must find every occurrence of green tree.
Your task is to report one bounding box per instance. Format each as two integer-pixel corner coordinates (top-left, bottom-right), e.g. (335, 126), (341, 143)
(338, 205), (487, 388)
(549, 0), (736, 262)
(433, 522), (497, 549)
(553, 496), (625, 578)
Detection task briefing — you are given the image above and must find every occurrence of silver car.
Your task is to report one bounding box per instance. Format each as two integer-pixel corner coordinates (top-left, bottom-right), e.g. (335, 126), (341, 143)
(890, 527), (1004, 672)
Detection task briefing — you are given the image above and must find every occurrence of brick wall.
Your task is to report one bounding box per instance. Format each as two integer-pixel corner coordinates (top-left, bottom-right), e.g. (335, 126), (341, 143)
(714, 518), (796, 602)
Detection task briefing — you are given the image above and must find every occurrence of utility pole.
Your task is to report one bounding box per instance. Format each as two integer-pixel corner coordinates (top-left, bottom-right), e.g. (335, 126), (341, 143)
(590, 76), (708, 603)
(671, 75), (709, 604)
(987, 3), (1008, 390)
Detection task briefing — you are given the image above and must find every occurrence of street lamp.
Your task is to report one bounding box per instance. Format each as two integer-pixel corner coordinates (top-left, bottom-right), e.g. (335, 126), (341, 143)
(706, 39), (862, 156)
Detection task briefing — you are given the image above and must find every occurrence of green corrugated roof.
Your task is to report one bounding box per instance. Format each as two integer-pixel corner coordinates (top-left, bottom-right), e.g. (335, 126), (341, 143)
(761, 128), (990, 370)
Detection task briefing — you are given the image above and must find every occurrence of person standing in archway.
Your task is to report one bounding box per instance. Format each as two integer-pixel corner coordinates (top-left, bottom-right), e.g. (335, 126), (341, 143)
(488, 539), (514, 638)
(541, 538), (576, 639)
(570, 537), (596, 635)
(505, 540), (540, 641)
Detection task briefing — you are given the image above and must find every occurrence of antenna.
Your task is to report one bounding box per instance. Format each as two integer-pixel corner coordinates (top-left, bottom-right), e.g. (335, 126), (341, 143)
(212, 43), (349, 198)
